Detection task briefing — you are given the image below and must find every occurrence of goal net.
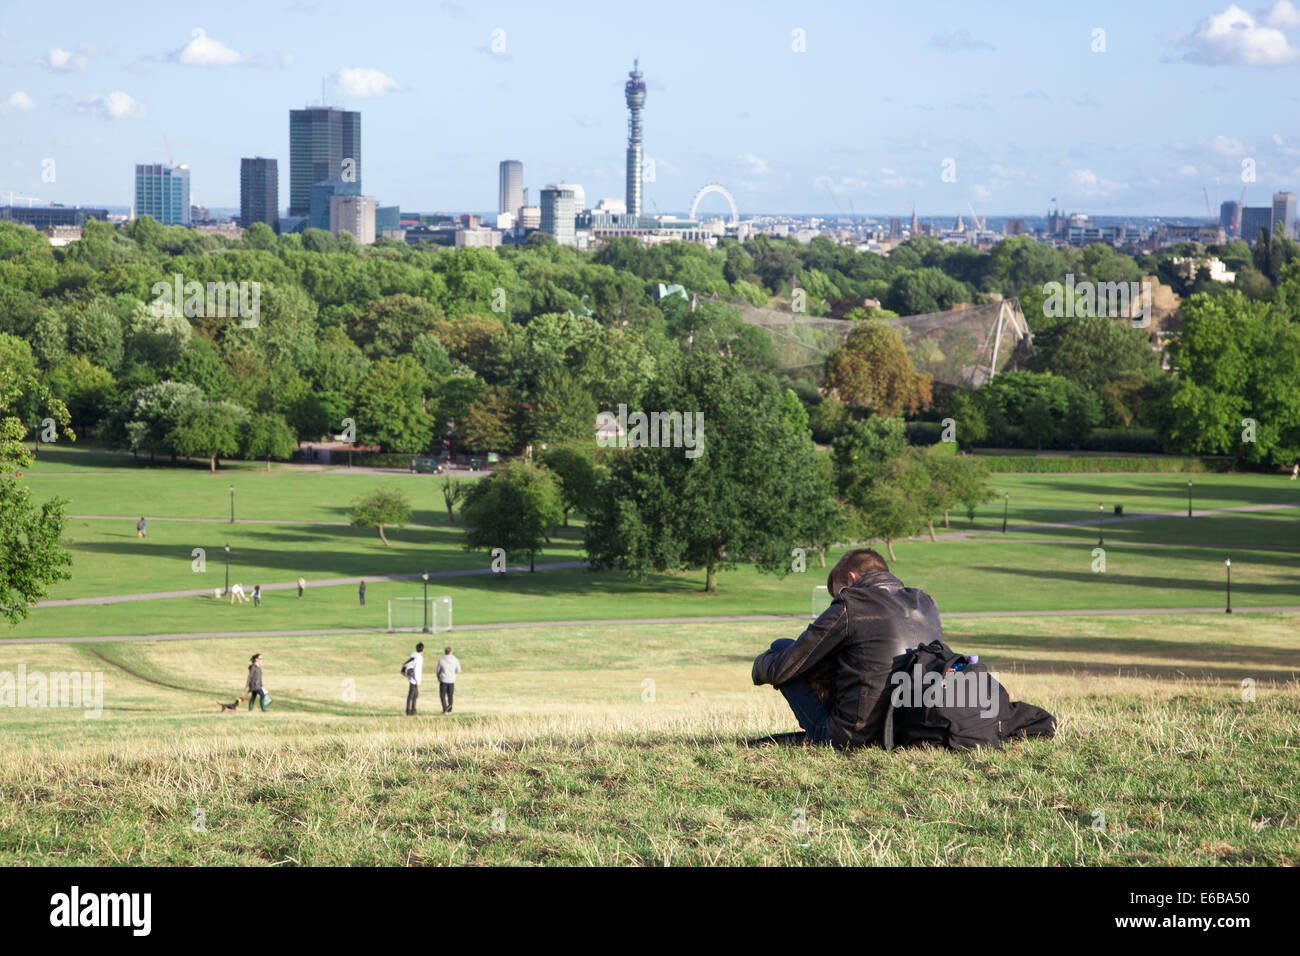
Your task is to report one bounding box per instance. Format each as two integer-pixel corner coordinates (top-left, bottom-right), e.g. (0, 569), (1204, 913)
(387, 596), (453, 633)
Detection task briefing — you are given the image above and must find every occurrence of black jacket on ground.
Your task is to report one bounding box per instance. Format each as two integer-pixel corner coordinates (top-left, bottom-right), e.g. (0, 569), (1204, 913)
(752, 570), (942, 748)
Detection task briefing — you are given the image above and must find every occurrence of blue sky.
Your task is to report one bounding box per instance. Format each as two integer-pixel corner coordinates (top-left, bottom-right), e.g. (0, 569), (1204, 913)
(2, 0), (1299, 216)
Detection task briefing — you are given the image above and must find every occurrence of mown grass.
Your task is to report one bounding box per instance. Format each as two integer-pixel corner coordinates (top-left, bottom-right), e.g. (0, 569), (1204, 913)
(1, 617), (1296, 865)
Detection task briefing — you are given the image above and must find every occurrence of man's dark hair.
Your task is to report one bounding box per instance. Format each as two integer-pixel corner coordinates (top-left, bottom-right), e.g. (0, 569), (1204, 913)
(415, 642), (424, 652)
(444, 647), (452, 655)
(827, 548), (889, 595)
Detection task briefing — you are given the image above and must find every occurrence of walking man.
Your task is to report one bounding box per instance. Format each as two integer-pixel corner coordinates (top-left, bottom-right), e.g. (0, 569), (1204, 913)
(359, 580), (366, 606)
(252, 584), (262, 607)
(297, 576), (306, 599)
(137, 517), (147, 540)
(437, 646), (461, 715)
(403, 642), (424, 716)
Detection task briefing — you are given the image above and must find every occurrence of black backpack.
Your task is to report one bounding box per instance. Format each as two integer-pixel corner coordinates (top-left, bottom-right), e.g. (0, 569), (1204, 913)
(882, 640), (1056, 751)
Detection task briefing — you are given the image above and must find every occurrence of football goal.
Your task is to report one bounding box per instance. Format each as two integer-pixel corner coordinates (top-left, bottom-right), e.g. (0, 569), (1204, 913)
(811, 585), (828, 619)
(387, 596), (453, 633)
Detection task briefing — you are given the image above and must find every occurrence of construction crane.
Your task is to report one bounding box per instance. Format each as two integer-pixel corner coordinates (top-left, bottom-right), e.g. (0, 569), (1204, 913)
(1203, 187), (1213, 222)
(966, 200), (985, 231)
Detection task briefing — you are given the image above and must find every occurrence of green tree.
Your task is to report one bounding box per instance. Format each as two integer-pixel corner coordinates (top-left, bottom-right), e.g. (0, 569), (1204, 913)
(823, 320), (933, 416)
(169, 400), (248, 471)
(537, 444), (602, 526)
(242, 412), (297, 471)
(461, 461), (564, 571)
(348, 486), (413, 546)
(355, 357), (434, 454)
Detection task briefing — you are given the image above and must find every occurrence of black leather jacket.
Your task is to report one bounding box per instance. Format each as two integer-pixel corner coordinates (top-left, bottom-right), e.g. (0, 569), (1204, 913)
(752, 570), (943, 747)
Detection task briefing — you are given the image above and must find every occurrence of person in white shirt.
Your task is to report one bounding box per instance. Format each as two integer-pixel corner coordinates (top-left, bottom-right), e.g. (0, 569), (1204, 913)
(229, 582), (249, 605)
(437, 647), (462, 714)
(403, 643), (424, 716)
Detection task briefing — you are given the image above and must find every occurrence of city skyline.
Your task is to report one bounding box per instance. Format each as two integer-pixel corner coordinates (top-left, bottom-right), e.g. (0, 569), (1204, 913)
(3, 0), (1300, 216)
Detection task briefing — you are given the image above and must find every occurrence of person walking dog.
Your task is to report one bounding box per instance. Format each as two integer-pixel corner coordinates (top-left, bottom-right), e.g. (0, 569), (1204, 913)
(245, 653), (270, 711)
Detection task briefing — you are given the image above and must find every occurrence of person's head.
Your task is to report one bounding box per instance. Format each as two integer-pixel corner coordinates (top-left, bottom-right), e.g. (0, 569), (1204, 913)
(827, 548), (889, 596)
(415, 642), (424, 653)
(250, 653), (262, 665)
(444, 647), (452, 655)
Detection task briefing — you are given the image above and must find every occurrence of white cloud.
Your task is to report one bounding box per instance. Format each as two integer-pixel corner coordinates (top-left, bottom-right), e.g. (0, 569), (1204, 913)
(930, 29), (996, 52)
(331, 67), (400, 98)
(1212, 133), (1246, 155)
(77, 90), (146, 120)
(1176, 164), (1199, 176)
(41, 47), (88, 72)
(175, 33), (245, 66)
(1065, 167), (1126, 196)
(1179, 5), (1300, 65)
(1262, 0), (1300, 28)
(739, 153), (769, 176)
(1, 91), (36, 112)
(972, 184), (992, 201)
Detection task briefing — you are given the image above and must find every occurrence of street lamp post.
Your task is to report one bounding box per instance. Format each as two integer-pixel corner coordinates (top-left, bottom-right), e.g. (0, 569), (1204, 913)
(229, 484), (235, 524)
(421, 570), (430, 633)
(224, 543), (231, 596)
(1187, 481), (1193, 519)
(1002, 493), (1009, 533)
(1098, 503), (1104, 547)
(1225, 557), (1232, 614)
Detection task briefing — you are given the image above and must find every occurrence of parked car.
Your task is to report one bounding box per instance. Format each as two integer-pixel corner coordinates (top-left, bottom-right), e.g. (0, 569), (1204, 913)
(410, 457), (444, 474)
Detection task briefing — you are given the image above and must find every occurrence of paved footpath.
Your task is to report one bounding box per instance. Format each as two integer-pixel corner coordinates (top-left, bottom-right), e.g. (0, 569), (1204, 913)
(30, 562), (588, 608)
(4, 606), (1298, 645)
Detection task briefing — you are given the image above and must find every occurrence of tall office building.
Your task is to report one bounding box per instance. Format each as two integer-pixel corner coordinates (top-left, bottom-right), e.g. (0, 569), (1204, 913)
(329, 194), (376, 245)
(1273, 192), (1297, 240)
(540, 185), (577, 245)
(624, 59), (646, 219)
(289, 107), (361, 217)
(310, 176), (361, 231)
(1240, 206), (1273, 245)
(240, 157), (279, 231)
(1219, 200), (1242, 239)
(499, 160), (523, 216)
(553, 182), (585, 213)
(134, 163), (191, 226)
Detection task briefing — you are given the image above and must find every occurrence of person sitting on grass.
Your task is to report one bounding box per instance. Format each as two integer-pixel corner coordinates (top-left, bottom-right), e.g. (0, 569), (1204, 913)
(751, 548), (941, 748)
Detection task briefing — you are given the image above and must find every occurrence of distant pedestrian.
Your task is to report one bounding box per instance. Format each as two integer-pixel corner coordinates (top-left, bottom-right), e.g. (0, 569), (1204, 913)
(252, 585), (261, 607)
(1291, 462), (1298, 481)
(359, 580), (366, 606)
(137, 517), (147, 539)
(230, 582), (249, 605)
(437, 646), (462, 715)
(402, 642), (424, 716)
(245, 653), (269, 711)
(297, 576), (306, 599)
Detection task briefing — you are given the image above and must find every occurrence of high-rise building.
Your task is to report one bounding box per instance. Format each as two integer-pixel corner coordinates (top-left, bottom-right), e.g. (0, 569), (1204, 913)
(134, 163), (191, 226)
(310, 176), (361, 231)
(888, 217), (901, 238)
(540, 185), (577, 245)
(553, 182), (585, 214)
(1006, 218), (1027, 236)
(240, 157), (279, 232)
(289, 107), (361, 217)
(1240, 206), (1273, 245)
(1219, 200), (1242, 239)
(499, 160), (523, 216)
(329, 194), (376, 244)
(1273, 192), (1297, 240)
(624, 59), (646, 219)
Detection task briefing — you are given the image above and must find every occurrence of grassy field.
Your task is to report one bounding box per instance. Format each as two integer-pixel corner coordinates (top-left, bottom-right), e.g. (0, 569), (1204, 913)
(2, 453), (1298, 865)
(1, 617), (1296, 865)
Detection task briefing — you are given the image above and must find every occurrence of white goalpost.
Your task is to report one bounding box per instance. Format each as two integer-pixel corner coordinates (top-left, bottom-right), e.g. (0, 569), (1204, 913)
(811, 585), (828, 619)
(387, 596), (453, 633)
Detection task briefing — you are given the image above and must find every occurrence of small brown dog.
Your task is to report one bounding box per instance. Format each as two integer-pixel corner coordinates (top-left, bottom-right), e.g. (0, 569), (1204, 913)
(219, 697), (246, 712)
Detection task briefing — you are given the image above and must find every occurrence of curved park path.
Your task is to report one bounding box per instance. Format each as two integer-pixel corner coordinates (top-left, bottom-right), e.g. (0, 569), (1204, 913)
(6, 605), (1300, 645)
